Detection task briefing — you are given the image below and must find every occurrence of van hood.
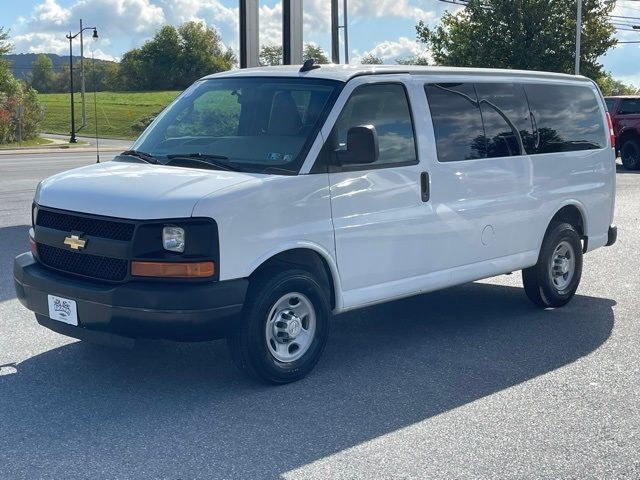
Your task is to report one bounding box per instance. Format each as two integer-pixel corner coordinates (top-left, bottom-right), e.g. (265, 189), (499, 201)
(35, 162), (259, 219)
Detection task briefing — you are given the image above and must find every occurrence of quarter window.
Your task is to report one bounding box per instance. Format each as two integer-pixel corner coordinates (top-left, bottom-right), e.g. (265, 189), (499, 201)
(424, 83), (485, 162)
(525, 84), (606, 153)
(330, 83), (418, 167)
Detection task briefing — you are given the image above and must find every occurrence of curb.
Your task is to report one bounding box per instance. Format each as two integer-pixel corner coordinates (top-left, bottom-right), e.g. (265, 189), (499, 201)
(0, 146), (125, 156)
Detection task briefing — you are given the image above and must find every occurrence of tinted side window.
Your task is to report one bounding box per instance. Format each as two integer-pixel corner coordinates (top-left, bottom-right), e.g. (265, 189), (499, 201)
(525, 84), (606, 153)
(425, 83), (485, 162)
(475, 83), (533, 157)
(331, 83), (417, 167)
(619, 99), (640, 115)
(605, 99), (617, 112)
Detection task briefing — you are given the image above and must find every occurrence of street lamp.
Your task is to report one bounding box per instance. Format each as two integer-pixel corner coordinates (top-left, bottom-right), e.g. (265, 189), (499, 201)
(66, 25), (98, 143)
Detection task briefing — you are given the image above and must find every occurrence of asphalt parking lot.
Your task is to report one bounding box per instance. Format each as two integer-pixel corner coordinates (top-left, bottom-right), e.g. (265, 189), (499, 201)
(1, 151), (639, 479)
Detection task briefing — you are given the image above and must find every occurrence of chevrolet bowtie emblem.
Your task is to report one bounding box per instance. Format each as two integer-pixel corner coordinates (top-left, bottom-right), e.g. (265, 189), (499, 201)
(64, 234), (87, 251)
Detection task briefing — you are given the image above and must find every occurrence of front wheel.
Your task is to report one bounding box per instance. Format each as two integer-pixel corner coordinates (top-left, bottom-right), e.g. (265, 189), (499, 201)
(227, 269), (330, 384)
(522, 222), (583, 308)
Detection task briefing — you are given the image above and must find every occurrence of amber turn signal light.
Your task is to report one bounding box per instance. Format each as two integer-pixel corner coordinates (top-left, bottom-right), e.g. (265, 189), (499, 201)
(131, 261), (215, 278)
(29, 237), (37, 255)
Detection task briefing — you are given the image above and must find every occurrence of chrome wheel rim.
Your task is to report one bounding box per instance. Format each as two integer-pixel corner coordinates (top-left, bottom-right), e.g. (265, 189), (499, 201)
(265, 292), (316, 363)
(549, 240), (575, 292)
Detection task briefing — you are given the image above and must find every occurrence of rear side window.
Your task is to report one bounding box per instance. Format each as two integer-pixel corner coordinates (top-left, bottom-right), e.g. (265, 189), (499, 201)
(619, 98), (640, 115)
(525, 84), (606, 153)
(424, 83), (485, 162)
(475, 83), (533, 158)
(330, 83), (417, 167)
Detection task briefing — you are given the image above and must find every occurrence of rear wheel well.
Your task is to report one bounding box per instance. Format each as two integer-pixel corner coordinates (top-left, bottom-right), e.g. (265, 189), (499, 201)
(549, 205), (586, 251)
(250, 249), (336, 309)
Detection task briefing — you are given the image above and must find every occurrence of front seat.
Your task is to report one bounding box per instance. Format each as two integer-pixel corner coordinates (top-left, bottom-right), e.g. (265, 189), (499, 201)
(268, 91), (302, 136)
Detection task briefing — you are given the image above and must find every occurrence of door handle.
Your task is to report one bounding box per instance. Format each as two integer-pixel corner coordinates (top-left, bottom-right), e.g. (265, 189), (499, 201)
(420, 171), (430, 202)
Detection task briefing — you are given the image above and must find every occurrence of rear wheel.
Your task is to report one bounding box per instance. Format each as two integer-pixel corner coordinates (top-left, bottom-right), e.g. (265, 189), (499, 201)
(522, 222), (583, 308)
(227, 269), (330, 384)
(621, 139), (640, 170)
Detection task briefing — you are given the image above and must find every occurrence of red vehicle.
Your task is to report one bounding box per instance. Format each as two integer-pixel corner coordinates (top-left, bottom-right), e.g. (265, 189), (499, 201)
(605, 96), (640, 170)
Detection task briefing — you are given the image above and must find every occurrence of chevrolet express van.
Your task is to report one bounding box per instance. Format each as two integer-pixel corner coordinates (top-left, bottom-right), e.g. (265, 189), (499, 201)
(14, 64), (617, 383)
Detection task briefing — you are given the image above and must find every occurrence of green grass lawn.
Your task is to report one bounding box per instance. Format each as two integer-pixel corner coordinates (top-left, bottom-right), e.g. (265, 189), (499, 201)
(38, 91), (181, 140)
(0, 137), (54, 149)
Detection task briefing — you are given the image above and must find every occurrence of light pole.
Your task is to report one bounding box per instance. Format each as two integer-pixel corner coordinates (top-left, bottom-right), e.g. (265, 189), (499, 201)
(575, 0), (582, 75)
(66, 25), (97, 143)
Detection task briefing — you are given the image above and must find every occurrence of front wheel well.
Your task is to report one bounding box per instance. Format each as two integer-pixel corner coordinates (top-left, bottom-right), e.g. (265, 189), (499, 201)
(250, 249), (336, 309)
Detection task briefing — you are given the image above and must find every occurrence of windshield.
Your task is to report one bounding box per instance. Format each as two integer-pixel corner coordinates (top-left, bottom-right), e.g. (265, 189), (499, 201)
(131, 77), (341, 174)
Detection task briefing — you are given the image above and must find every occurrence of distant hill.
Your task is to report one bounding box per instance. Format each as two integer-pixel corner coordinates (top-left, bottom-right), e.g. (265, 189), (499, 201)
(2, 53), (117, 81)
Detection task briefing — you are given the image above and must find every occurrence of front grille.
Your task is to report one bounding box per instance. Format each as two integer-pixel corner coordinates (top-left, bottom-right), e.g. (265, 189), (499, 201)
(37, 209), (134, 241)
(37, 243), (128, 282)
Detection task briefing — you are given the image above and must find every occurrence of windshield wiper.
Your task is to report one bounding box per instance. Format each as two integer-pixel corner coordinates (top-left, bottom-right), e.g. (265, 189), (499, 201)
(119, 150), (159, 164)
(165, 153), (243, 172)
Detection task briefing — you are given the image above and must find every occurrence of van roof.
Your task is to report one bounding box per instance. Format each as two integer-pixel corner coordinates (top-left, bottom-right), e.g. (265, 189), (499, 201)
(202, 64), (594, 84)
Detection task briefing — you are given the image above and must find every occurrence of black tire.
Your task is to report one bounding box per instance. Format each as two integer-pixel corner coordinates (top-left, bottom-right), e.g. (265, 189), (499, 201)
(227, 269), (330, 384)
(621, 139), (640, 170)
(522, 222), (583, 308)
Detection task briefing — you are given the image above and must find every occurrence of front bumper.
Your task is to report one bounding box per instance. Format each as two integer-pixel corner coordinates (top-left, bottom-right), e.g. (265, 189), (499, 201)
(13, 253), (248, 343)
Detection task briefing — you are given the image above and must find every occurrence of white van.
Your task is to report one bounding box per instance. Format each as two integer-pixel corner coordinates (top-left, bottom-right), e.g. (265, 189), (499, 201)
(14, 64), (617, 383)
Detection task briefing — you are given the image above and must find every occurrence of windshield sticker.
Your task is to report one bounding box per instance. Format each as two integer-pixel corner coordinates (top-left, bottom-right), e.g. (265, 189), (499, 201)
(267, 153), (294, 162)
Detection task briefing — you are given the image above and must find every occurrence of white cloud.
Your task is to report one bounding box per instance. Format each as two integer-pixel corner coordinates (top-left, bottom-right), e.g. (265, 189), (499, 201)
(88, 48), (117, 61)
(18, 0), (165, 57)
(70, 0), (165, 35)
(12, 32), (69, 55)
(349, 0), (436, 22)
(32, 0), (71, 26)
(159, 0), (238, 32)
(353, 36), (432, 64)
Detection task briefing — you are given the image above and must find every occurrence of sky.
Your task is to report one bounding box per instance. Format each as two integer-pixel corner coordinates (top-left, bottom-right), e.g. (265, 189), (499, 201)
(1, 0), (639, 86)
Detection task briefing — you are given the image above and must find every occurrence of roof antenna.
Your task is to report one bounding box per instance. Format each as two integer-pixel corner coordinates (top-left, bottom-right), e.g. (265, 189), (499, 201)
(91, 49), (100, 163)
(300, 59), (320, 72)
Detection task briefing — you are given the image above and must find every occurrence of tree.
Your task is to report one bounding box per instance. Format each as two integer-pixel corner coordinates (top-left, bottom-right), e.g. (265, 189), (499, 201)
(303, 44), (330, 64)
(0, 27), (10, 56)
(0, 26), (12, 85)
(258, 43), (330, 66)
(361, 53), (383, 65)
(0, 27), (44, 144)
(260, 44), (283, 66)
(117, 22), (235, 91)
(417, 0), (616, 79)
(140, 25), (182, 90)
(30, 54), (57, 93)
(177, 21), (236, 85)
(396, 55), (429, 66)
(597, 72), (639, 96)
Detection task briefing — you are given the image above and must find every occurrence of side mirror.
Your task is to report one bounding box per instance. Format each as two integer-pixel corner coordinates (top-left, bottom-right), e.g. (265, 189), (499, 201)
(335, 125), (379, 165)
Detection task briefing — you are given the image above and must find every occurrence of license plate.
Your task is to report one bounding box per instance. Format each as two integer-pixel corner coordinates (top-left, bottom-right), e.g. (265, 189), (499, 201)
(47, 295), (78, 326)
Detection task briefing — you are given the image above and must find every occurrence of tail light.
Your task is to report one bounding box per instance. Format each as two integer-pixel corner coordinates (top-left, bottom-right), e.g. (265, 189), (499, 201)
(606, 112), (615, 149)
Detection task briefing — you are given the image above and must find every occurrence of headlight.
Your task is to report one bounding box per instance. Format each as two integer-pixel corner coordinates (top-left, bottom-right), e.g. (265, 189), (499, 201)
(34, 181), (43, 204)
(163, 226), (185, 253)
(32, 204), (39, 227)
